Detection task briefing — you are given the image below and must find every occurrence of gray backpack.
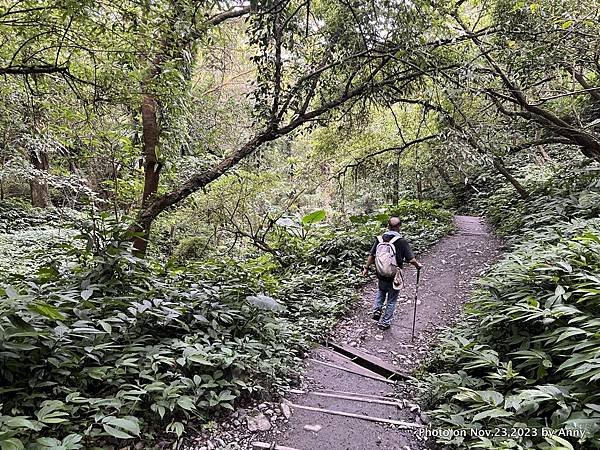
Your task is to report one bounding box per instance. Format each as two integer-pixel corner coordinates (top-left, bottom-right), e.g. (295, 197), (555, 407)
(374, 235), (400, 278)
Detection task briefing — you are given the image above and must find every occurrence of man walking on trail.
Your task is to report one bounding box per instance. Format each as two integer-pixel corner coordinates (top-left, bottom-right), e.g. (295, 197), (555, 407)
(362, 217), (422, 330)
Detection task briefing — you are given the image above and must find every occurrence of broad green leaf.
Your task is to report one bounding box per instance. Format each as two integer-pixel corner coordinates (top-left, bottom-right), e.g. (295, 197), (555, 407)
(5, 286), (18, 299)
(4, 417), (38, 430)
(176, 396), (196, 411)
(102, 424), (134, 439)
(561, 20), (574, 29)
(479, 390), (504, 406)
(28, 303), (65, 321)
(34, 437), (63, 448)
(0, 438), (24, 450)
(246, 294), (281, 311)
(62, 434), (83, 446)
(301, 210), (326, 225)
(98, 320), (112, 333)
(102, 416), (140, 435)
(167, 421), (185, 438)
(35, 401), (69, 424)
(544, 435), (574, 450)
(473, 408), (513, 421)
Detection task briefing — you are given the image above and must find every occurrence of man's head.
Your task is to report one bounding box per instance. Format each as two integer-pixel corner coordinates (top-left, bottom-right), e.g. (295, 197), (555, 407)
(388, 216), (401, 231)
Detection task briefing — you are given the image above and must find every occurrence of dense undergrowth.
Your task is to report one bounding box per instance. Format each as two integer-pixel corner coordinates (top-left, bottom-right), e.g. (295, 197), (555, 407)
(422, 161), (600, 450)
(0, 200), (452, 449)
(0, 201), (79, 278)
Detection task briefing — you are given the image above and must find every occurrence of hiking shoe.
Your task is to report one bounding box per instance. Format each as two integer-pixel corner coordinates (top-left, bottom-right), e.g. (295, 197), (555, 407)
(378, 323), (390, 330)
(372, 311), (381, 321)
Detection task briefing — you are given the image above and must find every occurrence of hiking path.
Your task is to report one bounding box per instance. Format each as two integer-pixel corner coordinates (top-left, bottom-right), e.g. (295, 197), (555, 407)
(264, 215), (504, 450)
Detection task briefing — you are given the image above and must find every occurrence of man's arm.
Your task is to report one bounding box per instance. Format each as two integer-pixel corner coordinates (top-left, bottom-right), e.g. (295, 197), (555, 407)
(362, 239), (378, 276)
(402, 240), (422, 270)
(362, 255), (375, 276)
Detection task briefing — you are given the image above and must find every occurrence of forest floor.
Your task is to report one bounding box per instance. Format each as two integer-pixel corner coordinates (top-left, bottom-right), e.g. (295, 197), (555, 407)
(187, 216), (504, 450)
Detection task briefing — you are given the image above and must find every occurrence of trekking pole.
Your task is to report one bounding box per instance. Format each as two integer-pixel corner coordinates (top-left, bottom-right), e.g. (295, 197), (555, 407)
(411, 267), (421, 342)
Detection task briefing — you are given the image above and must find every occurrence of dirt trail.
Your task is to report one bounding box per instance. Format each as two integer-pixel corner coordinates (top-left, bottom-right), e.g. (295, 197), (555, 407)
(266, 216), (504, 450)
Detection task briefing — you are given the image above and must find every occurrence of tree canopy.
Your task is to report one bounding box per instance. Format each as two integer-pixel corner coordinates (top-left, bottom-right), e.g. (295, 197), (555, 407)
(1, 0), (600, 448)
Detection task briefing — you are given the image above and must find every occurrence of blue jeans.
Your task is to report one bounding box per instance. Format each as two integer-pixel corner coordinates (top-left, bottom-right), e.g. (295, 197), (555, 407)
(373, 281), (400, 326)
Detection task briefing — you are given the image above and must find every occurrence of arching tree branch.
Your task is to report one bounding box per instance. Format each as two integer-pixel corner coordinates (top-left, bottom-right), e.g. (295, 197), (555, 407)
(0, 64), (68, 75)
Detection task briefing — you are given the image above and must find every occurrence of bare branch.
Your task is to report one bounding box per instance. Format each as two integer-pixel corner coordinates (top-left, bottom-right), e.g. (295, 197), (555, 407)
(507, 138), (574, 154)
(563, 64), (600, 102)
(455, 16), (600, 159)
(0, 64), (68, 75)
(204, 5), (252, 26)
(336, 134), (439, 179)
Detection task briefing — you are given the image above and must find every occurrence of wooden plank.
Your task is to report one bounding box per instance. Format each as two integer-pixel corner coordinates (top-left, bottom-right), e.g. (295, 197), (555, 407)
(290, 403), (423, 429)
(319, 347), (357, 362)
(287, 388), (306, 395)
(289, 388), (401, 403)
(308, 358), (395, 384)
(309, 391), (404, 407)
(308, 358), (390, 382)
(319, 348), (392, 380)
(319, 389), (400, 402)
(252, 442), (301, 450)
(327, 342), (408, 380)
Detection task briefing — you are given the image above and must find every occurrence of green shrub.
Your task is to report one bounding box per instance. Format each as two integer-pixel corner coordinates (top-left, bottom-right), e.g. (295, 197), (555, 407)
(0, 201), (81, 277)
(422, 219), (600, 449)
(0, 202), (453, 448)
(348, 200), (455, 253)
(0, 200), (79, 234)
(477, 165), (600, 237)
(0, 256), (305, 447)
(422, 162), (600, 449)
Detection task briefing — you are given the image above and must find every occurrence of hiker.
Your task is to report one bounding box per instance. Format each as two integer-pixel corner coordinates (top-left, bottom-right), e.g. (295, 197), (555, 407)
(361, 217), (422, 330)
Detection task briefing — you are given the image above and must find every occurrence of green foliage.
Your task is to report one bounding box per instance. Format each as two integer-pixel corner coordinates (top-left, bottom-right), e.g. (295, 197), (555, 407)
(422, 162), (600, 449)
(0, 201), (75, 233)
(0, 203), (452, 447)
(171, 236), (211, 263)
(476, 165), (600, 237)
(301, 209), (326, 225)
(423, 220), (600, 449)
(348, 200), (455, 253)
(0, 201), (79, 277)
(0, 242), (303, 447)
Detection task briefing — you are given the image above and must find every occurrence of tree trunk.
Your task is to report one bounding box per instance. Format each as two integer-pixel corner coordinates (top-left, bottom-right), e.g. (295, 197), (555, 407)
(462, 131), (530, 199)
(492, 157), (529, 199)
(391, 159), (399, 205)
(141, 94), (161, 207)
(565, 65), (600, 102)
(30, 150), (51, 207)
(133, 93), (161, 254)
